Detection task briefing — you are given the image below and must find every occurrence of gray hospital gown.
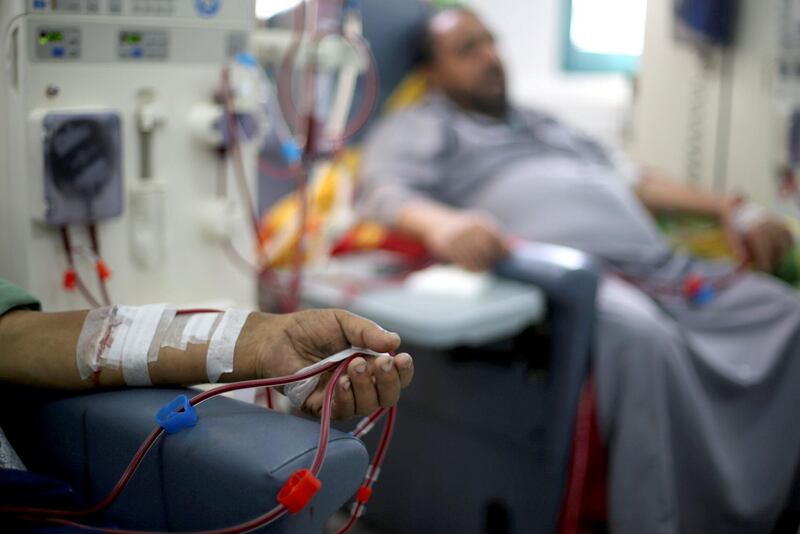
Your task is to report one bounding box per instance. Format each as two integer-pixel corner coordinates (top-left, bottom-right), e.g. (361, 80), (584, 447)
(358, 92), (800, 534)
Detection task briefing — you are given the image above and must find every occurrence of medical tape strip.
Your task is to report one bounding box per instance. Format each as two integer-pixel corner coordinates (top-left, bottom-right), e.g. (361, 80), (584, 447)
(102, 308), (130, 370)
(284, 347), (390, 408)
(206, 309), (251, 383)
(75, 306), (116, 380)
(148, 306), (177, 363)
(181, 313), (219, 346)
(160, 314), (192, 351)
(353, 418), (376, 437)
(120, 304), (168, 386)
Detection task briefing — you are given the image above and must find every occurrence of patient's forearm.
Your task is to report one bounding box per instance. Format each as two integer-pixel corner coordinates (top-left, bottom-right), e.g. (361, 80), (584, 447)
(0, 310), (91, 389)
(395, 199), (465, 241)
(0, 309), (238, 390)
(635, 171), (729, 217)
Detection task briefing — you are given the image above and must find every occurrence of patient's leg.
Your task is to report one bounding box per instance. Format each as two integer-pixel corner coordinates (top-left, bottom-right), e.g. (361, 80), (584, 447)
(594, 273), (800, 534)
(593, 277), (683, 534)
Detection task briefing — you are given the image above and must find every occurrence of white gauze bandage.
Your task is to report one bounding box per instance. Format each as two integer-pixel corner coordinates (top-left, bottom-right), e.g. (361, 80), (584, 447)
(731, 201), (769, 234)
(206, 309), (251, 383)
(285, 347), (390, 408)
(75, 305), (117, 380)
(159, 312), (222, 351)
(118, 304), (169, 385)
(77, 306), (251, 386)
(76, 304), (176, 385)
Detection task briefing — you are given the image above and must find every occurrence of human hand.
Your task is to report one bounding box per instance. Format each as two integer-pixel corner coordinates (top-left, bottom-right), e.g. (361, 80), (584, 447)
(721, 199), (794, 272)
(423, 211), (510, 272)
(236, 310), (413, 419)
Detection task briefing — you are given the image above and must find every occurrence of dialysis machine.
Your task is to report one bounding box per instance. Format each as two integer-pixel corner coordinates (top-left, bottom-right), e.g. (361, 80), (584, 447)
(0, 0), (260, 311)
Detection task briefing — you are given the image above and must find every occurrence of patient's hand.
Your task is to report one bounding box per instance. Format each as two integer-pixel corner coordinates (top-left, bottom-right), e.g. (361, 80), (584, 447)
(740, 219), (794, 272)
(721, 200), (794, 272)
(237, 310), (413, 419)
(424, 211), (510, 272)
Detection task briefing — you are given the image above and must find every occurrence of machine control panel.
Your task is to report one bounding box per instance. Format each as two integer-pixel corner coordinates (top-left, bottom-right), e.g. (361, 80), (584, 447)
(118, 29), (169, 60)
(31, 0), (176, 16)
(35, 27), (81, 59)
(27, 0), (242, 19)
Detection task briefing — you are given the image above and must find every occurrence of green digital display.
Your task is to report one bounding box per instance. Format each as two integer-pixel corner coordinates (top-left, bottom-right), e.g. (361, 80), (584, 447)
(39, 31), (64, 46)
(121, 33), (142, 45)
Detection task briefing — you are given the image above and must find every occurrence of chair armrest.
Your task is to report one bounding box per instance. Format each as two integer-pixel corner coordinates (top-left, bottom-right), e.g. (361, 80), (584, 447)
(2, 387), (368, 533)
(495, 241), (601, 525)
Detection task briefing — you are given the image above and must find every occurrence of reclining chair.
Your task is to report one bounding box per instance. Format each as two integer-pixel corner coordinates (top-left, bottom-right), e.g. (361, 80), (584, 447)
(1, 386), (368, 532)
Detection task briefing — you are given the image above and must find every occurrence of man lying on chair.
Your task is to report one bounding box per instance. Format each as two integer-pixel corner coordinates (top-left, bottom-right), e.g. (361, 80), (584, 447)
(358, 7), (797, 534)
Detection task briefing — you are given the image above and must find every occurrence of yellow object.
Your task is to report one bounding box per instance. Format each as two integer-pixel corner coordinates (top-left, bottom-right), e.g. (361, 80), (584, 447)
(384, 70), (429, 114)
(258, 70), (430, 268)
(259, 156), (356, 268)
(351, 221), (389, 249)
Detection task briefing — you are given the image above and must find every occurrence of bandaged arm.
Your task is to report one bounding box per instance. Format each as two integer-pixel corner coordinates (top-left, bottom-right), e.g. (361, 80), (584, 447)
(0, 309), (257, 390)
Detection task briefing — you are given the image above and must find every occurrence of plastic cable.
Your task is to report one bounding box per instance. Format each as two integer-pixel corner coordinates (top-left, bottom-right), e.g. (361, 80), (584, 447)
(285, 347), (389, 408)
(355, 486), (372, 504)
(353, 419), (375, 438)
(206, 309), (251, 383)
(349, 501), (367, 519)
(364, 465), (381, 485)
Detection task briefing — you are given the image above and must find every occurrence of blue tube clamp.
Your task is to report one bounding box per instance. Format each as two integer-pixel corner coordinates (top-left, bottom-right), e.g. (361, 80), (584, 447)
(156, 395), (198, 434)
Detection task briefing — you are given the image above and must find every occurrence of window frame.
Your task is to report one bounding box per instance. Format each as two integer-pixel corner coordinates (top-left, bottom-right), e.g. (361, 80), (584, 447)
(561, 0), (643, 74)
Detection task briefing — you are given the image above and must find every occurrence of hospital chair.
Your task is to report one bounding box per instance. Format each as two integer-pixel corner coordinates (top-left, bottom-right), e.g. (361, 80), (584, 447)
(0, 386), (367, 532)
(348, 242), (598, 534)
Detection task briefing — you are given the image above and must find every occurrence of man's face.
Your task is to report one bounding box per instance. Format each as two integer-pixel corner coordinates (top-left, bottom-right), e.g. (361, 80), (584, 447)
(426, 11), (507, 117)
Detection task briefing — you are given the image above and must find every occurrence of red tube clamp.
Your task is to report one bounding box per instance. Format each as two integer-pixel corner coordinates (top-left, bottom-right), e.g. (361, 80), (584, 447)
(277, 469), (322, 513)
(96, 259), (111, 281)
(63, 269), (77, 290)
(355, 485), (372, 504)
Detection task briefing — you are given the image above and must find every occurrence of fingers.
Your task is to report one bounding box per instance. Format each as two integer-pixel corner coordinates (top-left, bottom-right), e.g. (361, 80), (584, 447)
(347, 357), (379, 415)
(332, 374), (355, 419)
(746, 222), (795, 272)
(393, 352), (414, 388)
(330, 353), (414, 419)
(427, 212), (509, 272)
(333, 310), (401, 353)
(373, 354), (402, 408)
(747, 230), (772, 271)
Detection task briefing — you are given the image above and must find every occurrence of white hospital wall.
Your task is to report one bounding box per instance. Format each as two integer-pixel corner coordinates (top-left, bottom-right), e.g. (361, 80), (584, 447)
(469, 0), (634, 144)
(632, 0), (782, 207)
